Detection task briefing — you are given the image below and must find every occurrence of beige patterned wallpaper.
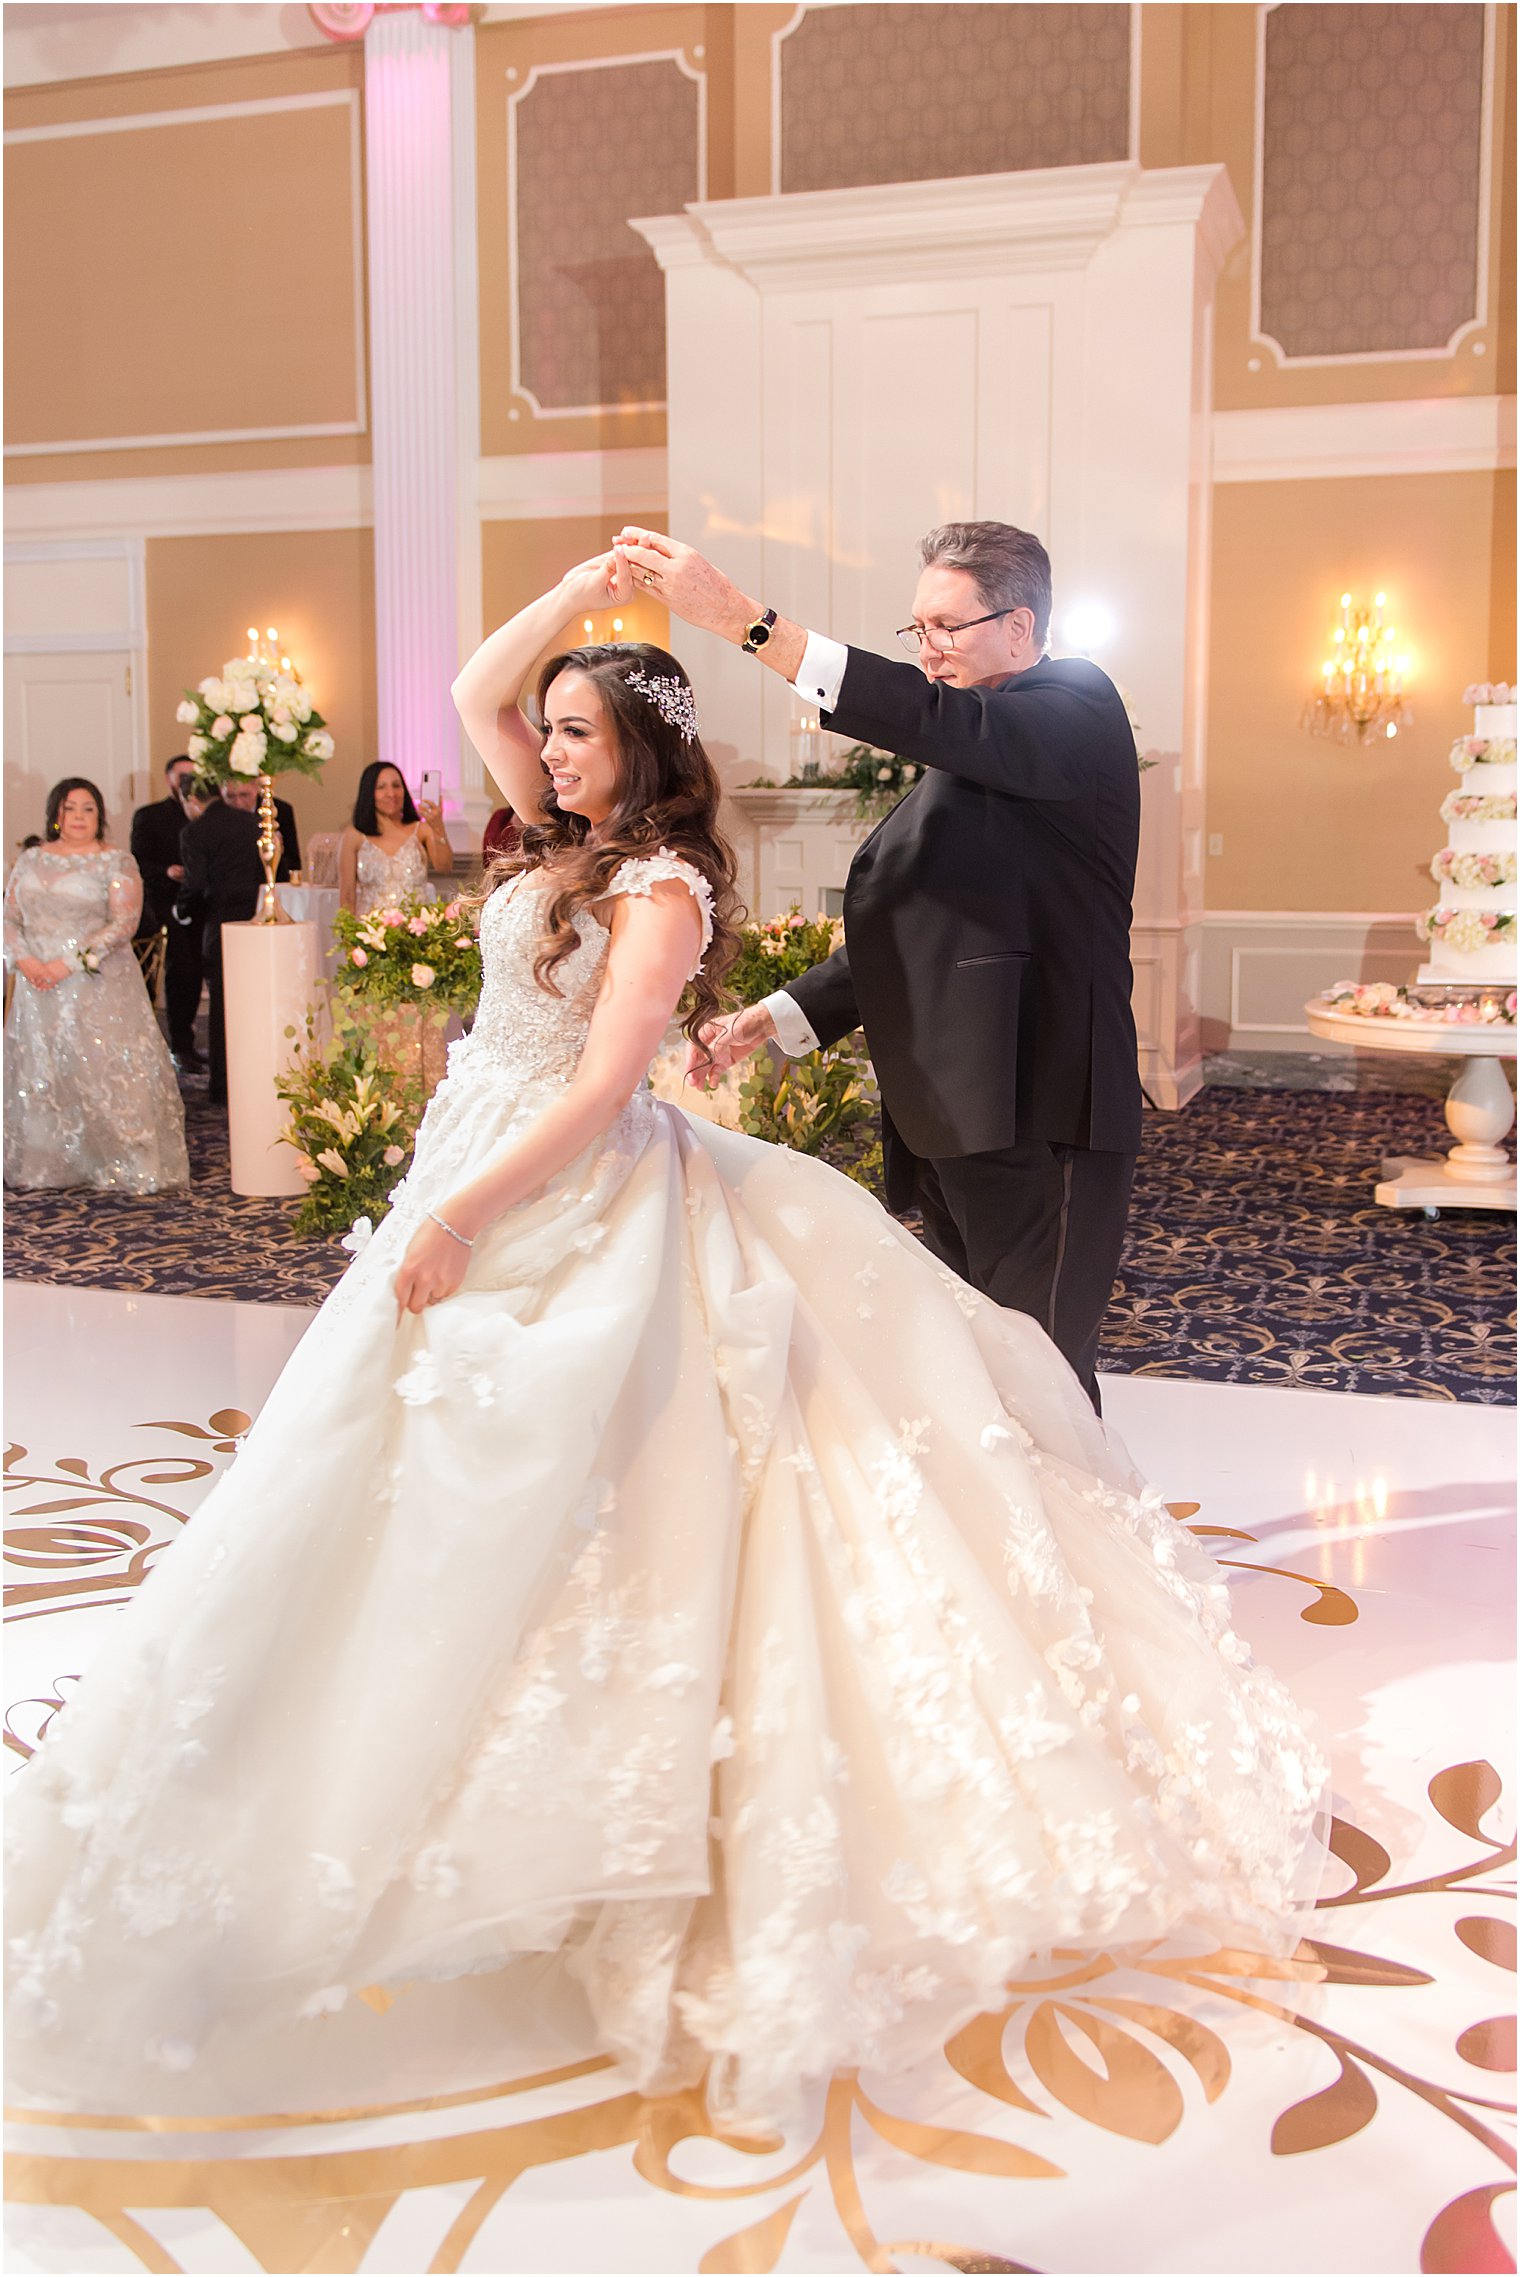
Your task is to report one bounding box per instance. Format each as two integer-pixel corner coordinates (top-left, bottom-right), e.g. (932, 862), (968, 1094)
(1258, 2), (1487, 360)
(777, 2), (1130, 195)
(513, 57), (701, 415)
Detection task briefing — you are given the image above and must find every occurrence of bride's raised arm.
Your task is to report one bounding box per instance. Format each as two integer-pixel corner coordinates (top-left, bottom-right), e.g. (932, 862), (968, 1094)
(450, 550), (633, 825)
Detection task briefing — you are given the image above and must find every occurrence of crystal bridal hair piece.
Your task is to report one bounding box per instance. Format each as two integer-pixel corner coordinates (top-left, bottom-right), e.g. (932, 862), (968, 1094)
(624, 665), (699, 744)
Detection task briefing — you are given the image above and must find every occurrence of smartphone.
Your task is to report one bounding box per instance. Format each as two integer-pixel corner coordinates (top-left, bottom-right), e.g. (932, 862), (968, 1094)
(419, 769), (443, 809)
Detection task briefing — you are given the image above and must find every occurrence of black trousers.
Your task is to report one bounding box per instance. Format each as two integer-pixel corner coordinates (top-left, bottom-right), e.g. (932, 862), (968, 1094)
(904, 1139), (1136, 1413)
(164, 919), (204, 1054)
(204, 945), (227, 1103)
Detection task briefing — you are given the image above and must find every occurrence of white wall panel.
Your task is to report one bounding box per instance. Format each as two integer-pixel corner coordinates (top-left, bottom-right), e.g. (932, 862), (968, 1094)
(982, 298), (1055, 535)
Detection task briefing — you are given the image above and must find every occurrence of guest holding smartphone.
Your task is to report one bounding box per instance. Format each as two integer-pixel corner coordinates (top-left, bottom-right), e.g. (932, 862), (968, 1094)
(338, 762), (453, 917)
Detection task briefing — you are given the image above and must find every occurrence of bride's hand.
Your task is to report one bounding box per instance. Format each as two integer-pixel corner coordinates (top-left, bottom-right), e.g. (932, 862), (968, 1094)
(394, 1215), (470, 1319)
(685, 1004), (775, 1089)
(558, 549), (633, 618)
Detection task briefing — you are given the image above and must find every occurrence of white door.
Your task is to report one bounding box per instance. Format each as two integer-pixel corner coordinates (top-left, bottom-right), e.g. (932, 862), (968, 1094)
(4, 650), (141, 853)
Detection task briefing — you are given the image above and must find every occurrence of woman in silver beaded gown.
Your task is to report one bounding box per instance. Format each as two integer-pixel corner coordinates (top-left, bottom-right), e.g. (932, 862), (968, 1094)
(3, 777), (188, 1194)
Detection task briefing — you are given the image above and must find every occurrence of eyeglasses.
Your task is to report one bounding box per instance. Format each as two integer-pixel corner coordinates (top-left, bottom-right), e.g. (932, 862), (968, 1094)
(894, 609), (1015, 657)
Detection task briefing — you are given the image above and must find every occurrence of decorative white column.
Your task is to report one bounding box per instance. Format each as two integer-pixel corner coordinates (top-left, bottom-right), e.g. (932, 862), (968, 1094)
(364, 8), (461, 815)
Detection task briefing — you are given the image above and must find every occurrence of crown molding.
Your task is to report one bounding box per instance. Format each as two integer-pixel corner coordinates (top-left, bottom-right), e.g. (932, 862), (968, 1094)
(633, 161), (1243, 292)
(1213, 395), (1516, 484)
(2, 463), (372, 541)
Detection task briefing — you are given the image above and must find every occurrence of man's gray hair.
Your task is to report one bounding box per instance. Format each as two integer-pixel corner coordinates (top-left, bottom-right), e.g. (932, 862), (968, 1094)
(918, 521), (1052, 648)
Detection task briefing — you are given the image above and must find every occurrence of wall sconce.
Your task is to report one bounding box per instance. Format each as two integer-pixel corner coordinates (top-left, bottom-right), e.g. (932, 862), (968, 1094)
(1302, 591), (1413, 745)
(581, 615), (627, 645)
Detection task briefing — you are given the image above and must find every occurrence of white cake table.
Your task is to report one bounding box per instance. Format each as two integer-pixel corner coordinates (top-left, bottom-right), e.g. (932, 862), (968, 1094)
(1304, 997), (1516, 1214)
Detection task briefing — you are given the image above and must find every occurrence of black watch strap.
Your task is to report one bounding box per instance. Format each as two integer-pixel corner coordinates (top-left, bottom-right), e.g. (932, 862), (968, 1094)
(742, 607), (777, 655)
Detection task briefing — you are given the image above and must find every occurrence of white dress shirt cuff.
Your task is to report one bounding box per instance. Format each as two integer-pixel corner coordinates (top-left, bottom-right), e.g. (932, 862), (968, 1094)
(791, 630), (849, 716)
(762, 988), (821, 1057)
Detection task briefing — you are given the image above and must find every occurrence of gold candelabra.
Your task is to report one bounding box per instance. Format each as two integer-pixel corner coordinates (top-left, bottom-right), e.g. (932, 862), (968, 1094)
(254, 772), (289, 924)
(248, 622), (292, 924)
(1301, 591), (1413, 746)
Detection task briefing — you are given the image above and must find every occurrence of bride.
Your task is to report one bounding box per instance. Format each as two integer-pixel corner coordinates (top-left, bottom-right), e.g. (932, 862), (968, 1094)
(5, 552), (1327, 2132)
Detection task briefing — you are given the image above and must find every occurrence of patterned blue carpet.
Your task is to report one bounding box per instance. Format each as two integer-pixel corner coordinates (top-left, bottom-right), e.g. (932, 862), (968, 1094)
(3, 1079), (1514, 1404)
(1108, 1082), (1513, 1404)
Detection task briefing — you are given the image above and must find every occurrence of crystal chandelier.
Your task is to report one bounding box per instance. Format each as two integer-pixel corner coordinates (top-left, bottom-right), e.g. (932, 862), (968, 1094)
(1301, 591), (1413, 745)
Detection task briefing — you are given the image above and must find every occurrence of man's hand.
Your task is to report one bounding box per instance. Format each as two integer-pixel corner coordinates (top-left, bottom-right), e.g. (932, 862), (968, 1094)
(686, 1002), (777, 1090)
(616, 531), (752, 642)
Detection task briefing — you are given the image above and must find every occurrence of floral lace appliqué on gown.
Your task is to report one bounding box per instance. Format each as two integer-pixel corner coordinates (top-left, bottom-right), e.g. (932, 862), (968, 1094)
(5, 849), (1326, 2130)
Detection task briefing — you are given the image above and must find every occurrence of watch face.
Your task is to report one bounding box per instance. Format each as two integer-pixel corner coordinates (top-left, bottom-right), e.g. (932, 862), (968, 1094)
(748, 619), (771, 648)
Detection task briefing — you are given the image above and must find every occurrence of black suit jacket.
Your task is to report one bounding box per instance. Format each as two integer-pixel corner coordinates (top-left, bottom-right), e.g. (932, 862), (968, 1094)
(785, 649), (1142, 1175)
(177, 801), (296, 958)
(129, 796), (188, 932)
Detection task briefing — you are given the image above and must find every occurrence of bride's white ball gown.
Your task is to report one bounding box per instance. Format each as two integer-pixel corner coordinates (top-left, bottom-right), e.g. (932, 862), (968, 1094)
(5, 854), (1327, 2131)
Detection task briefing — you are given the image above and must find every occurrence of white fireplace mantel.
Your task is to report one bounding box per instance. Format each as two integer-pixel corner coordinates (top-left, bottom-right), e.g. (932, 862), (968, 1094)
(636, 162), (1244, 292)
(637, 161), (1242, 1109)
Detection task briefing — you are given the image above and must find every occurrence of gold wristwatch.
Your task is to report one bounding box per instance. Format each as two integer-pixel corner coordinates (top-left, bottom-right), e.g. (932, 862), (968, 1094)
(742, 607), (777, 655)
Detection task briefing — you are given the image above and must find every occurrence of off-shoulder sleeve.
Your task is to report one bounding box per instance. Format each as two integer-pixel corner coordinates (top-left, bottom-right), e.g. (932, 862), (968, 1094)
(606, 847), (715, 972)
(87, 851), (144, 957)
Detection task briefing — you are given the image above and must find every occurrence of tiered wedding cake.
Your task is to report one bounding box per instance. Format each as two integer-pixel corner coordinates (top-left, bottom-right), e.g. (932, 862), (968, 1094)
(1417, 683), (1517, 986)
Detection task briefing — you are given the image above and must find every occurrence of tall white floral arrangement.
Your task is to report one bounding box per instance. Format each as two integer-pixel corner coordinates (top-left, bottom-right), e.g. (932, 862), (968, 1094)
(175, 648), (332, 787)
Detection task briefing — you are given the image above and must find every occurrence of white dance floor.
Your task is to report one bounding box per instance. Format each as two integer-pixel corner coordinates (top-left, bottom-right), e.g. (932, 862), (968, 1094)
(4, 1280), (1515, 2275)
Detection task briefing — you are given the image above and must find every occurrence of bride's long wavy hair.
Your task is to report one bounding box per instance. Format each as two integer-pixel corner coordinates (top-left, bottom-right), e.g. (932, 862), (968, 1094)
(484, 643), (743, 1053)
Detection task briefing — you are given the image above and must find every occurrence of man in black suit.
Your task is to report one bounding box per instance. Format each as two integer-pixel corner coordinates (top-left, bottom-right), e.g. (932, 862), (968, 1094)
(621, 519), (1141, 1413)
(130, 754), (204, 1067)
(176, 778), (299, 1104)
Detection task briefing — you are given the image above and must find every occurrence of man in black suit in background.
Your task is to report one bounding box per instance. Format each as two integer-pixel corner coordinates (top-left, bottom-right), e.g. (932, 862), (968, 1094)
(621, 519), (1141, 1413)
(177, 778), (299, 1104)
(130, 754), (204, 1068)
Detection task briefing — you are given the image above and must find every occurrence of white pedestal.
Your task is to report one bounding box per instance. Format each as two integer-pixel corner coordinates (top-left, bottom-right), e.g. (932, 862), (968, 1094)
(1304, 998), (1517, 1215)
(223, 920), (322, 1198)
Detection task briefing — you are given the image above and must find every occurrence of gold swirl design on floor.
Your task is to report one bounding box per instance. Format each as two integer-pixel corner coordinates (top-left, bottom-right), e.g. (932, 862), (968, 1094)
(4, 1427), (1515, 2274)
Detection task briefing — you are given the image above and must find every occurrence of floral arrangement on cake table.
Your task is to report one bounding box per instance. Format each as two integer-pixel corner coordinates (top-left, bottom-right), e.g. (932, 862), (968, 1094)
(1324, 981), (1517, 1028)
